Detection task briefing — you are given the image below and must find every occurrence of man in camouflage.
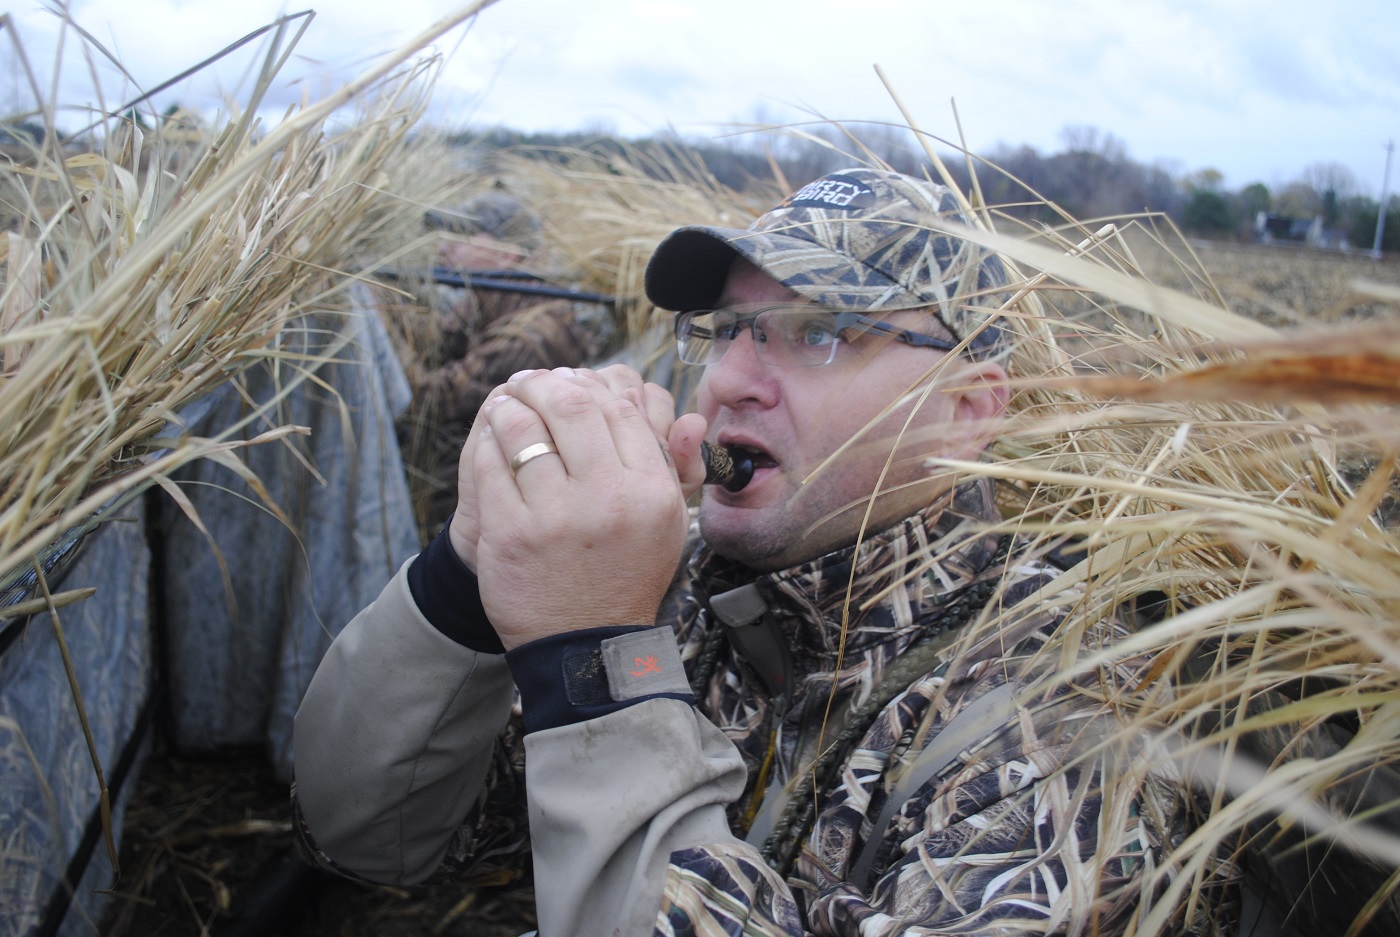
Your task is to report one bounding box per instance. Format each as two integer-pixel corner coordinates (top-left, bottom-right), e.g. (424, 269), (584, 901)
(393, 190), (611, 528)
(293, 168), (1229, 935)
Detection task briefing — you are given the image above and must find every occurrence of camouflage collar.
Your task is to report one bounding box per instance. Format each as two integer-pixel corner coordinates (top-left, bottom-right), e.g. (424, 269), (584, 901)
(689, 477), (1005, 664)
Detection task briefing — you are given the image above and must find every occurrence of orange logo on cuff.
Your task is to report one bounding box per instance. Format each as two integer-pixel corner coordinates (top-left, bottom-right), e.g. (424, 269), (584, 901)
(630, 655), (662, 677)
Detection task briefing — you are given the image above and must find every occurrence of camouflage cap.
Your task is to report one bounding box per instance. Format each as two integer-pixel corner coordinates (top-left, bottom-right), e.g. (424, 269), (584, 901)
(425, 190), (542, 249)
(645, 168), (1010, 357)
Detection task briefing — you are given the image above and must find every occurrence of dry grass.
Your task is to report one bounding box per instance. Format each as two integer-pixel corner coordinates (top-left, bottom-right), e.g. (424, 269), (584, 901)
(371, 129), (1400, 932)
(913, 183), (1400, 933)
(343, 127), (1400, 932)
(1138, 236), (1400, 328)
(707, 106), (1400, 930)
(1, 5), (489, 932)
(0, 5), (488, 601)
(7, 8), (1399, 930)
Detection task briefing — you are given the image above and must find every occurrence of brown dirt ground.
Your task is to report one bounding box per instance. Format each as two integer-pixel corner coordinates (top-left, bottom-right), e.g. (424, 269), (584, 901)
(100, 749), (536, 937)
(1137, 235), (1400, 327)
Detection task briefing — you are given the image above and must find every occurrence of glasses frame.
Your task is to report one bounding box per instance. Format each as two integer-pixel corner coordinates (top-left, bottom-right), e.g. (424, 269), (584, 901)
(674, 304), (961, 368)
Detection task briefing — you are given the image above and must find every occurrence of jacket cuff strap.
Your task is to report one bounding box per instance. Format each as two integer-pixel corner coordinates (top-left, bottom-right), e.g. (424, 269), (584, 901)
(505, 626), (694, 734)
(405, 524), (505, 654)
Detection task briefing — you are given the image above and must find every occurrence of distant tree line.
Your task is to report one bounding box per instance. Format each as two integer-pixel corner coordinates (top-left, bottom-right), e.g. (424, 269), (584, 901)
(1172, 158), (1397, 251)
(9, 111), (1389, 252)
(460, 123), (1397, 252)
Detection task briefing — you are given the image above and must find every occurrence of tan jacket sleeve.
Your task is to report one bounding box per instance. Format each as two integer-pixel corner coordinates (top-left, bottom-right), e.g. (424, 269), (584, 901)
(522, 697), (757, 937)
(292, 558), (514, 884)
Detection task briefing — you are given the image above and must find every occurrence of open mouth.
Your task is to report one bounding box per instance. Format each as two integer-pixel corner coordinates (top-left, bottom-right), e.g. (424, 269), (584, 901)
(732, 444), (778, 471)
(707, 432), (783, 494)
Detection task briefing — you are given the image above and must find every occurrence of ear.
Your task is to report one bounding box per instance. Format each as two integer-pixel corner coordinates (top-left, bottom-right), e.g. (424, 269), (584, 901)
(947, 359), (1010, 458)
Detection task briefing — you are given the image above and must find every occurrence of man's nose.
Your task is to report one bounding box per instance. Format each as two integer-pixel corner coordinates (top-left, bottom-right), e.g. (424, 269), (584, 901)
(701, 326), (778, 407)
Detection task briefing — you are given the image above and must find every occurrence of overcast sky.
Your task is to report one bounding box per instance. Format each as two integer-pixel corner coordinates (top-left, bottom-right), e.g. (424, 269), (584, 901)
(6, 0), (1398, 198)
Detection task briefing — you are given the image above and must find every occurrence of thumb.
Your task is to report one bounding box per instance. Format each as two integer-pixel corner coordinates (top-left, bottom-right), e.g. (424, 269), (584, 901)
(668, 413), (707, 498)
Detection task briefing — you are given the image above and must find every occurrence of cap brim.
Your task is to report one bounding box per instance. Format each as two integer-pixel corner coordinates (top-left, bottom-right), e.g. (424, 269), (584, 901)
(644, 224), (919, 313)
(644, 227), (748, 312)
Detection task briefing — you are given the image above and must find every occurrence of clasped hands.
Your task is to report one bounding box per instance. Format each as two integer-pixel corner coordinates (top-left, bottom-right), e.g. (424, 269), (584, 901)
(447, 366), (707, 650)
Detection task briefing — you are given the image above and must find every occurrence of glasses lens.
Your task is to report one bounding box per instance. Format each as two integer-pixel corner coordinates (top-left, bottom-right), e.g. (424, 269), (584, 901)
(675, 306), (842, 366)
(757, 308), (840, 366)
(676, 310), (722, 364)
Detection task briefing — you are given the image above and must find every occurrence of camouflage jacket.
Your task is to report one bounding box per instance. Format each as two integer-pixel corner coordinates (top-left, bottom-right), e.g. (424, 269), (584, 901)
(293, 478), (1232, 936)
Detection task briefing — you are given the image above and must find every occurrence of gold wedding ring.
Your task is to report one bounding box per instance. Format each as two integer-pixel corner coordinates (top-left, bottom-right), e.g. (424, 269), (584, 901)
(509, 441), (560, 476)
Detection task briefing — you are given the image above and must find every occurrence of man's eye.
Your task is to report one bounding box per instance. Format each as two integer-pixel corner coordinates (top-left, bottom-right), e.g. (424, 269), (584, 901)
(798, 322), (836, 346)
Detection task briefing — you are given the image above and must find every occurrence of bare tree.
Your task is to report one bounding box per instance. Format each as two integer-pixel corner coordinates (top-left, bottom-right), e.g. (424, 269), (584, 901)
(1300, 161), (1359, 201)
(1058, 125), (1127, 163)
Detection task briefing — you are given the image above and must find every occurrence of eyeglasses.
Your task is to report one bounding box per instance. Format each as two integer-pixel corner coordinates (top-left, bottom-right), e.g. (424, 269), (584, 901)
(674, 303), (960, 368)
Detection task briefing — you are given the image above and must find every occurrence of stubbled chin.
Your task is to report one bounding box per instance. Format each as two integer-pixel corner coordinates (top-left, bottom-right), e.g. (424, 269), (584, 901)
(698, 473), (796, 551)
(697, 487), (769, 530)
(697, 500), (773, 566)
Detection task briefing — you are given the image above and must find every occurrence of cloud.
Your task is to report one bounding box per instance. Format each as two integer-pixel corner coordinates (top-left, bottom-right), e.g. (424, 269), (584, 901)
(6, 0), (1398, 195)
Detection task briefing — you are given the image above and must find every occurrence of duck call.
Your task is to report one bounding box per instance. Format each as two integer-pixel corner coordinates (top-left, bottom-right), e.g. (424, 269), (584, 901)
(700, 441), (754, 492)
